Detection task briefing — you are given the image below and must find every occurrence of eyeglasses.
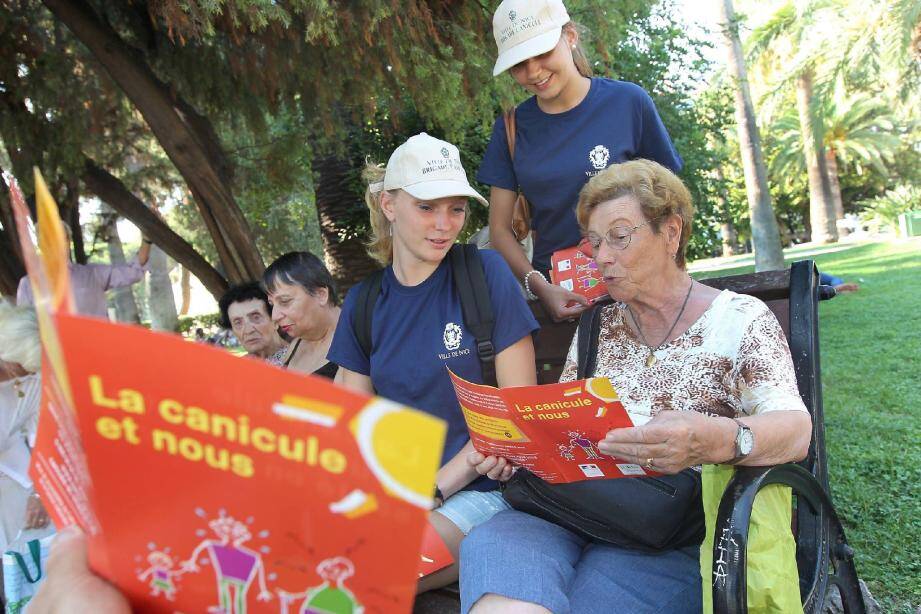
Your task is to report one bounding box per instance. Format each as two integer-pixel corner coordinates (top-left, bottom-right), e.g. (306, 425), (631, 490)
(582, 216), (661, 256)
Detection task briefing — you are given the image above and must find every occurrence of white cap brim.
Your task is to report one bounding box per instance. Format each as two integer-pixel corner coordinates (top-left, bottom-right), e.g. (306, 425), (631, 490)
(492, 26), (562, 76)
(403, 180), (489, 208)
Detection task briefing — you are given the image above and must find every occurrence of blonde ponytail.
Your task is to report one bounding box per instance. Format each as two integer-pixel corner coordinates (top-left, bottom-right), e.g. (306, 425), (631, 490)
(362, 161), (395, 265)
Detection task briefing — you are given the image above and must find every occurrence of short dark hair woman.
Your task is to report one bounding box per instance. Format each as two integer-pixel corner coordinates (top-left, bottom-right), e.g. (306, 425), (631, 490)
(262, 252), (341, 379)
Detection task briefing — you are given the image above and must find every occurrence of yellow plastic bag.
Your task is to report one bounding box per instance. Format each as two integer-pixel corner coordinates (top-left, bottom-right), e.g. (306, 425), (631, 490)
(700, 464), (803, 614)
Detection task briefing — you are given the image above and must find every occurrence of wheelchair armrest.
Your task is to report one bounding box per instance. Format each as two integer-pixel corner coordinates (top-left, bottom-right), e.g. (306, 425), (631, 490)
(710, 464), (863, 614)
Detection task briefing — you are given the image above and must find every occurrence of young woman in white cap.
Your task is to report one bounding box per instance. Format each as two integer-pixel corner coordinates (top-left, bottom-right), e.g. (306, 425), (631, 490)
(481, 0), (683, 322)
(327, 133), (539, 591)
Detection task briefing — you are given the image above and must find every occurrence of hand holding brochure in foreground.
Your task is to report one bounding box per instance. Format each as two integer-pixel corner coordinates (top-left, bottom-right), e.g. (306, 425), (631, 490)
(10, 170), (446, 613)
(448, 371), (658, 483)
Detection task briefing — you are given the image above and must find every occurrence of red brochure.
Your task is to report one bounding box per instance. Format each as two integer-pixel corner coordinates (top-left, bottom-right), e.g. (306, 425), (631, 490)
(448, 371), (658, 483)
(417, 521), (454, 579)
(10, 171), (447, 613)
(549, 245), (608, 303)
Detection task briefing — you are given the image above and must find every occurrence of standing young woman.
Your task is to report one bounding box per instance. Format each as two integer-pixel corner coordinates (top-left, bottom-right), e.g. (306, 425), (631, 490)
(481, 0), (683, 321)
(262, 252), (341, 379)
(328, 133), (538, 591)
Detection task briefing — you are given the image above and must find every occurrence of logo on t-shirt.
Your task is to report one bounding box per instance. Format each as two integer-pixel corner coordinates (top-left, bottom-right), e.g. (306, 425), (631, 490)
(588, 145), (610, 170)
(440, 147), (450, 158)
(509, 10), (517, 20)
(443, 322), (462, 351)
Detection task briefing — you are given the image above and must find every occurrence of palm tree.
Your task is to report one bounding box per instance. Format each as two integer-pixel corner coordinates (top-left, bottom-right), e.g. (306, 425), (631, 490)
(717, 0), (786, 271)
(830, 0), (921, 109)
(767, 93), (903, 221)
(748, 0), (839, 243)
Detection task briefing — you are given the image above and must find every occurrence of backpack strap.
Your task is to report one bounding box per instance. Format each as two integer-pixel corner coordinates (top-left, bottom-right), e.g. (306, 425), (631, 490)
(352, 269), (385, 361)
(577, 299), (614, 379)
(449, 244), (498, 387)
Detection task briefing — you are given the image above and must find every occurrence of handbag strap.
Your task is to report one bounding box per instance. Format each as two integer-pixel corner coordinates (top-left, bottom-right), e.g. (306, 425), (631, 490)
(8, 539), (43, 583)
(576, 299), (614, 379)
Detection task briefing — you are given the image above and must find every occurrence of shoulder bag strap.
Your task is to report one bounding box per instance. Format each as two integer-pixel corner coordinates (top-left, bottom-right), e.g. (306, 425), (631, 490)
(352, 269), (385, 361)
(577, 299), (613, 379)
(450, 244), (498, 387)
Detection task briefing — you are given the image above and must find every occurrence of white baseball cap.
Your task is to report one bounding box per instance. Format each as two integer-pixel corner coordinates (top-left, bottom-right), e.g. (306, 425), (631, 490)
(379, 133), (488, 207)
(492, 0), (571, 76)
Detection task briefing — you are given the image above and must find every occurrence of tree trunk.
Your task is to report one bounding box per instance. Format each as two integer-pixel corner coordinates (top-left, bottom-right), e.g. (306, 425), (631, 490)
(718, 0), (785, 271)
(179, 266), (191, 316)
(825, 147), (847, 235)
(147, 246), (179, 332)
(795, 71), (838, 244)
(62, 181), (87, 264)
(42, 0), (264, 283)
(713, 165), (738, 256)
(82, 159), (228, 299)
(313, 155), (381, 293)
(0, 189), (23, 272)
(99, 206), (141, 323)
(0, 229), (25, 297)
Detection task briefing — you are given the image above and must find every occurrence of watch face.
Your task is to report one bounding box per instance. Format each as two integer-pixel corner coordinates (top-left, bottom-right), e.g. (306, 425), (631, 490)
(740, 429), (754, 455)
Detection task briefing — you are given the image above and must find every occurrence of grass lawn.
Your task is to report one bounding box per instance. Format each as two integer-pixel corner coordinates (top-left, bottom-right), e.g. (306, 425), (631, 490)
(690, 238), (921, 612)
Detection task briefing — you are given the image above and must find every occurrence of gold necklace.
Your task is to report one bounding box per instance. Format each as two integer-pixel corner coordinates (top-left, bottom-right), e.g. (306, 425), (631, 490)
(627, 280), (694, 367)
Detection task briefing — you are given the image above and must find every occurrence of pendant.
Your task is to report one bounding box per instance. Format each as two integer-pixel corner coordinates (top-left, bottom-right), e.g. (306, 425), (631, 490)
(646, 352), (656, 367)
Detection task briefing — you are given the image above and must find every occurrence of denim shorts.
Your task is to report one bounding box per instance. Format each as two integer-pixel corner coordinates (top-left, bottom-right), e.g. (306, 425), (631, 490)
(432, 489), (510, 536)
(460, 509), (703, 614)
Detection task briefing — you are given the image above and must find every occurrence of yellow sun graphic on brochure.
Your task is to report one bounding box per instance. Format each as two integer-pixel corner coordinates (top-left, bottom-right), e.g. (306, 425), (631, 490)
(351, 400), (446, 509)
(585, 377), (620, 403)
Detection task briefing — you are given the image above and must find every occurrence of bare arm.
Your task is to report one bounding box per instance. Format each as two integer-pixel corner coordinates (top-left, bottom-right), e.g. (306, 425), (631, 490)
(489, 187), (589, 322)
(337, 367), (374, 395)
(488, 187), (534, 281)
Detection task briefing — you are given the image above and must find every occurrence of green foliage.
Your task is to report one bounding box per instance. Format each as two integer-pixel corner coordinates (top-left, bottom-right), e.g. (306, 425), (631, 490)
(177, 312), (222, 335)
(858, 185), (921, 232)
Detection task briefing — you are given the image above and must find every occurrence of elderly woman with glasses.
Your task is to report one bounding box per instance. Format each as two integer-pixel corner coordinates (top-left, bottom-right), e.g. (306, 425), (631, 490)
(459, 159), (812, 614)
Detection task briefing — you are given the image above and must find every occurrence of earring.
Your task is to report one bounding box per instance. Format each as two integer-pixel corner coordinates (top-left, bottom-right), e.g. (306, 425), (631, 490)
(571, 45), (576, 49)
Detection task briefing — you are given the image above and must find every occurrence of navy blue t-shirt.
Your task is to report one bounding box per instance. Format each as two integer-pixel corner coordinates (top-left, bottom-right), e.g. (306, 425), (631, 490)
(328, 249), (539, 492)
(478, 78), (683, 273)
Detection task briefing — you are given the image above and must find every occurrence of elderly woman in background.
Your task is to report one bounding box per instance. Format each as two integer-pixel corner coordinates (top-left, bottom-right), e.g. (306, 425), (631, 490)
(460, 160), (812, 613)
(262, 252), (341, 379)
(218, 282), (289, 365)
(0, 301), (51, 554)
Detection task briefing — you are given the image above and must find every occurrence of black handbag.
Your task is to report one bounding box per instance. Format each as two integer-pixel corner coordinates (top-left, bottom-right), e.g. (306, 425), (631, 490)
(501, 300), (705, 552)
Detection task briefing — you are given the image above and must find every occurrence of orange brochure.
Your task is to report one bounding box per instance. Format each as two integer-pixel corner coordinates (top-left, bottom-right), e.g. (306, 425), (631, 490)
(449, 371), (659, 483)
(549, 244), (609, 303)
(10, 171), (447, 613)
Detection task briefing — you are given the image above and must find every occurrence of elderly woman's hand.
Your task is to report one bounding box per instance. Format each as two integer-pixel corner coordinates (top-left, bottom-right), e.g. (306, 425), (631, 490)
(467, 451), (515, 481)
(598, 410), (736, 474)
(24, 493), (50, 529)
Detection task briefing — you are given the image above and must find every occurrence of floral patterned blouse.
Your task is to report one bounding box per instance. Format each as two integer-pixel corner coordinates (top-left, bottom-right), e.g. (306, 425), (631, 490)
(559, 290), (808, 426)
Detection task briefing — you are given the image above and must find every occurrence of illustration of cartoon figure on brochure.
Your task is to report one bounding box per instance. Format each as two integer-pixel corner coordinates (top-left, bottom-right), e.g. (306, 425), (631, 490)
(277, 556), (364, 614)
(136, 546), (184, 601)
(180, 509), (273, 613)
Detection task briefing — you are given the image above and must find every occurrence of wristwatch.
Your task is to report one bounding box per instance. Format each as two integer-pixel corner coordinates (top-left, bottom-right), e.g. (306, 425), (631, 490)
(730, 418), (754, 463)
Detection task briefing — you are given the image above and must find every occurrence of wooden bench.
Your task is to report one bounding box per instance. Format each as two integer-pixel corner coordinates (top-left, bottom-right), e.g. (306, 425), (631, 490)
(415, 260), (865, 613)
